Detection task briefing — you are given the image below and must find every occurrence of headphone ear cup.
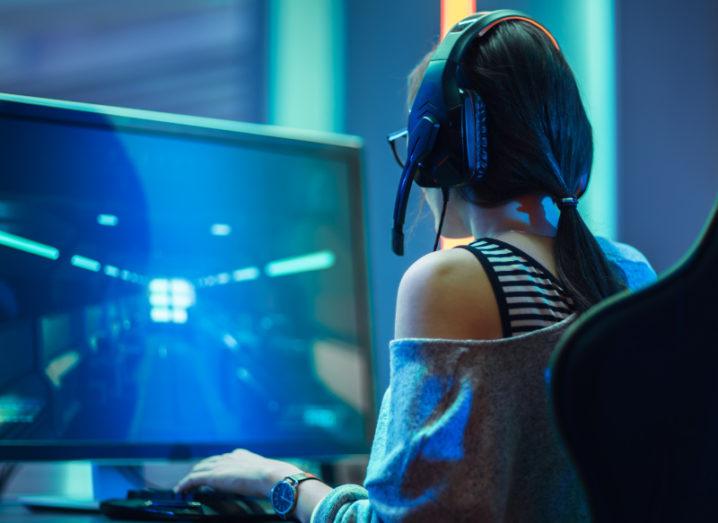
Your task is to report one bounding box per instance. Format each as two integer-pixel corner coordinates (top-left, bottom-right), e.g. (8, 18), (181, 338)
(461, 90), (489, 182)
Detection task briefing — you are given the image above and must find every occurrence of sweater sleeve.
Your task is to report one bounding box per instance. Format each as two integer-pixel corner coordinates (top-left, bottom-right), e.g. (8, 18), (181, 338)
(596, 236), (658, 290)
(310, 484), (373, 523)
(310, 333), (588, 523)
(310, 354), (479, 523)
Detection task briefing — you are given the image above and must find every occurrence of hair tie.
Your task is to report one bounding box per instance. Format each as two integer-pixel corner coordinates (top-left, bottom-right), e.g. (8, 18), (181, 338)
(558, 197), (578, 209)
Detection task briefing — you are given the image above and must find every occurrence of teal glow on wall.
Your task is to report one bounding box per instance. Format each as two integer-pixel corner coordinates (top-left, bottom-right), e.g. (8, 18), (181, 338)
(268, 0), (345, 132)
(580, 0), (617, 239)
(492, 0), (618, 239)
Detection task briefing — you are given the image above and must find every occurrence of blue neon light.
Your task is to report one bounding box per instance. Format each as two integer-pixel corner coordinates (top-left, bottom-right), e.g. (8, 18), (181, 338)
(233, 267), (260, 282)
(0, 230), (60, 260)
(71, 255), (101, 272)
(223, 333), (238, 349)
(104, 265), (120, 277)
(265, 250), (335, 277)
(97, 214), (119, 227)
(210, 223), (232, 236)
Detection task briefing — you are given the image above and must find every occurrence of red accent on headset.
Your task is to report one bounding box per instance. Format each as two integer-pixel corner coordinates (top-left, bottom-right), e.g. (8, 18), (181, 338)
(479, 16), (560, 51)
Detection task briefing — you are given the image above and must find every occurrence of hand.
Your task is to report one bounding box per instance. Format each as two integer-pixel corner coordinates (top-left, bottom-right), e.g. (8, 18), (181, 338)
(175, 448), (302, 498)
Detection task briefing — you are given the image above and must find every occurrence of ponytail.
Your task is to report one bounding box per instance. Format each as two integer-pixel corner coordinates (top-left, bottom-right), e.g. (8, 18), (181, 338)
(554, 204), (626, 312)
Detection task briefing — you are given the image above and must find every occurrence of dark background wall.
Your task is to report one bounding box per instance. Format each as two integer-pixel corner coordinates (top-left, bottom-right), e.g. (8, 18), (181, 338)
(617, 0), (718, 273)
(344, 0), (439, 398)
(0, 0), (266, 122)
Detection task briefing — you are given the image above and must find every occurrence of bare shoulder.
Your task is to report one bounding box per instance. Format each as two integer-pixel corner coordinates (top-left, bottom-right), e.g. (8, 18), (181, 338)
(394, 247), (502, 340)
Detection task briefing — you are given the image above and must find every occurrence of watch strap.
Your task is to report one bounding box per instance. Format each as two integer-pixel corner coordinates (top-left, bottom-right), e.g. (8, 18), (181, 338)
(285, 472), (319, 486)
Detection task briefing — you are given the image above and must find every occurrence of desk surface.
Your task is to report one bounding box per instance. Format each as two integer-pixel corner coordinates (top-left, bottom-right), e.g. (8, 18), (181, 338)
(0, 502), (131, 522)
(0, 502), (283, 522)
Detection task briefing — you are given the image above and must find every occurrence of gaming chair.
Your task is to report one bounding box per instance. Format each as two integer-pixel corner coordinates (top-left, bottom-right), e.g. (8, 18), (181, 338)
(549, 196), (718, 521)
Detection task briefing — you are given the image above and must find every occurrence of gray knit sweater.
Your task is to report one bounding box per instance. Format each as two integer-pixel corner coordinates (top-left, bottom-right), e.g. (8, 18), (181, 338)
(311, 238), (656, 522)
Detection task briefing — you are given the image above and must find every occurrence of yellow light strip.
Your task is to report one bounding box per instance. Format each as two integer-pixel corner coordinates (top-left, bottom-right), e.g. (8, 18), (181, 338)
(441, 0), (477, 249)
(441, 0), (477, 38)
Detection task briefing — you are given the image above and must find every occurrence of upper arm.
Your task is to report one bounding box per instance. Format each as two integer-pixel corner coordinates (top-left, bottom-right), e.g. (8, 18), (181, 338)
(394, 248), (502, 340)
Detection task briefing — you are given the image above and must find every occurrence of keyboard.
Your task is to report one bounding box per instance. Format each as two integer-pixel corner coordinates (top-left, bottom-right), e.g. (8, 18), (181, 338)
(99, 487), (284, 521)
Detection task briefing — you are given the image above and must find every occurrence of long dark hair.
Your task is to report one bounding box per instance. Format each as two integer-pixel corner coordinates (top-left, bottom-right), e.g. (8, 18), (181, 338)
(409, 20), (626, 312)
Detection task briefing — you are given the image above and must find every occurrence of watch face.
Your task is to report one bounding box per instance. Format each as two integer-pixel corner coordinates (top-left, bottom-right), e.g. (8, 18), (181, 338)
(271, 481), (296, 516)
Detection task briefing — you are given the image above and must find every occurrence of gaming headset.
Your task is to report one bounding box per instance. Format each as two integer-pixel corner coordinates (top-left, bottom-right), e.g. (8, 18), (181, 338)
(391, 9), (560, 256)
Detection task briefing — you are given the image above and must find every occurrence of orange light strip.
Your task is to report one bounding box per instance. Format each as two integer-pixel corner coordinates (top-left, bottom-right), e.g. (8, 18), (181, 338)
(480, 16), (559, 50)
(440, 0), (476, 249)
(441, 0), (477, 38)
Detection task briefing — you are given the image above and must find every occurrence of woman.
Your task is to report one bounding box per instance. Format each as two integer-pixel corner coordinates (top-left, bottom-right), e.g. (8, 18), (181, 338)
(176, 13), (656, 522)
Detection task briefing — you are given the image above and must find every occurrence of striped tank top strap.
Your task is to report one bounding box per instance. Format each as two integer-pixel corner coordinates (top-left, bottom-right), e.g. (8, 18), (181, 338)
(456, 241), (513, 337)
(457, 237), (575, 338)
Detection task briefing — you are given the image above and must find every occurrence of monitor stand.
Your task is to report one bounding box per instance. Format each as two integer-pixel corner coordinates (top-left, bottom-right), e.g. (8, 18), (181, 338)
(18, 464), (143, 513)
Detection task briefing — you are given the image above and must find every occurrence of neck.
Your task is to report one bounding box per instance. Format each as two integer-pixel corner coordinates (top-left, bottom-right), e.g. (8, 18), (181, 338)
(465, 193), (560, 239)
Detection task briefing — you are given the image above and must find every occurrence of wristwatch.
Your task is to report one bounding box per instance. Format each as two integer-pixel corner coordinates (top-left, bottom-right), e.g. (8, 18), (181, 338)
(269, 472), (320, 519)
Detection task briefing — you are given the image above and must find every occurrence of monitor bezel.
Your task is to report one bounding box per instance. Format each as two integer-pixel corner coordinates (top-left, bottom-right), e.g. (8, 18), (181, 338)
(0, 92), (375, 461)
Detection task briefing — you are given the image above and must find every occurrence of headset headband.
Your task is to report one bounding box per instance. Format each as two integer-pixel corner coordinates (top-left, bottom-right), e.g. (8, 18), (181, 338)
(391, 10), (559, 256)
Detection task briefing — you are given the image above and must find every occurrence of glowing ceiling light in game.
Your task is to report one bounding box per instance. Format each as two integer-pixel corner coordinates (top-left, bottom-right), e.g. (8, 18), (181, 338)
(0, 230), (60, 260)
(149, 278), (195, 324)
(172, 309), (188, 323)
(171, 278), (193, 296)
(265, 250), (335, 278)
(210, 223), (232, 236)
(222, 333), (239, 349)
(97, 214), (119, 227)
(104, 265), (120, 277)
(233, 266), (260, 282)
(149, 293), (171, 307)
(150, 308), (171, 323)
(150, 279), (169, 293)
(71, 255), (101, 272)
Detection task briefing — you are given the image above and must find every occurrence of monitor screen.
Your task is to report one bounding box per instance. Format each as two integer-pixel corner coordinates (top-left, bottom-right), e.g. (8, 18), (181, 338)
(0, 94), (373, 460)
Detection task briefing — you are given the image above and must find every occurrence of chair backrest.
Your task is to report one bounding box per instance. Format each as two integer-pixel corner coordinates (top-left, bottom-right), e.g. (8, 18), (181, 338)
(548, 197), (718, 522)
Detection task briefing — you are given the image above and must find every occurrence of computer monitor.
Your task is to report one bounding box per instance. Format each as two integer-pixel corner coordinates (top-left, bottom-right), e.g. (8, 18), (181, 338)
(0, 93), (374, 461)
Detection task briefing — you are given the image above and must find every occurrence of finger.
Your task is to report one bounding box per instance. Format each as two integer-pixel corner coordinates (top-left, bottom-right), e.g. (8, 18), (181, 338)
(175, 471), (211, 493)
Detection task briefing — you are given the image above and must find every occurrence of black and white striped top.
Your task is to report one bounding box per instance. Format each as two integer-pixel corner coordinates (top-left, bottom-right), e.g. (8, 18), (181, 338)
(458, 237), (575, 337)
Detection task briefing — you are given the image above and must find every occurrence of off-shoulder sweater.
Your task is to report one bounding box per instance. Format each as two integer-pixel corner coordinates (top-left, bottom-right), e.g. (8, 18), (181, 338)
(311, 238), (656, 522)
